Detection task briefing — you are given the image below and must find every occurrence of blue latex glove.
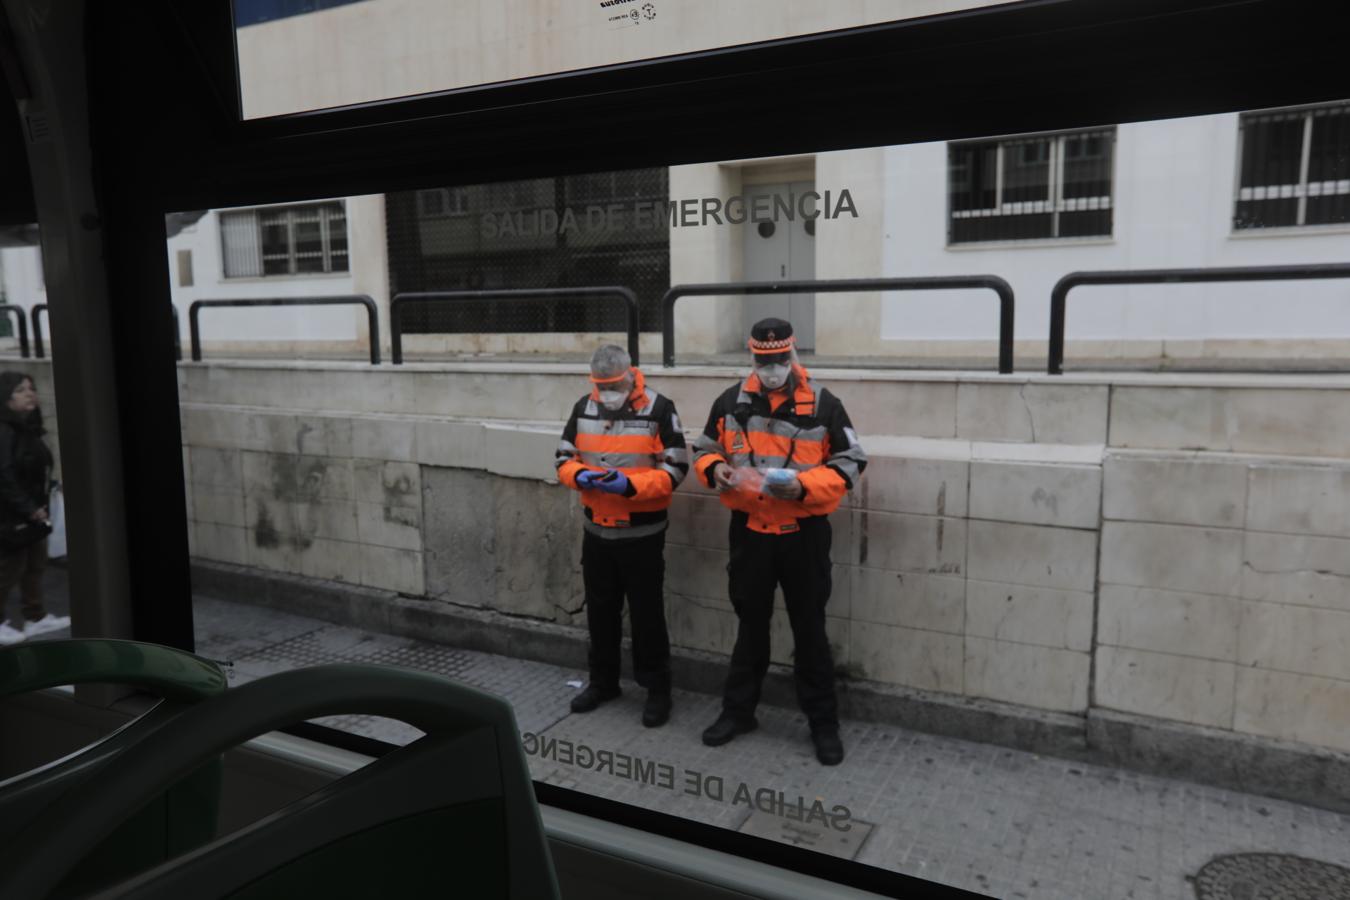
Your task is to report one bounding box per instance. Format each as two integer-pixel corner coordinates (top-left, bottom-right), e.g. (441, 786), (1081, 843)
(575, 469), (602, 489)
(594, 469), (631, 495)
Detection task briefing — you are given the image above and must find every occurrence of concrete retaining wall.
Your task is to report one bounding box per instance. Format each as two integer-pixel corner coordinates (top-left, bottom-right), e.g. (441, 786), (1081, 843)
(177, 361), (1350, 764)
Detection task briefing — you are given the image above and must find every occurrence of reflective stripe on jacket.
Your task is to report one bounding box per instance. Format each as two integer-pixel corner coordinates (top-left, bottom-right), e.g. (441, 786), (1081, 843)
(691, 365), (866, 535)
(555, 367), (689, 539)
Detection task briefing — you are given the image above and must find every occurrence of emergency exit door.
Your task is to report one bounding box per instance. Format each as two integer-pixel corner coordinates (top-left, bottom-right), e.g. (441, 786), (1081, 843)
(742, 180), (816, 351)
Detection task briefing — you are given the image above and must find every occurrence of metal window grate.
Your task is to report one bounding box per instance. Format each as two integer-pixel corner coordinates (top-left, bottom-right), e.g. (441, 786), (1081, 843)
(385, 169), (670, 335)
(220, 201), (349, 277)
(948, 128), (1115, 243)
(1235, 101), (1350, 229)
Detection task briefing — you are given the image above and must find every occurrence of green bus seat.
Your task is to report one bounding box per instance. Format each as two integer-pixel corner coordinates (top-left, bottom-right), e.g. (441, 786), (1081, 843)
(1, 663), (560, 900)
(0, 639), (228, 898)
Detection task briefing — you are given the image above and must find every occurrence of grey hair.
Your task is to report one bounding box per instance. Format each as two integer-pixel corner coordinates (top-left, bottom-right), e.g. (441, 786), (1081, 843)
(590, 344), (631, 379)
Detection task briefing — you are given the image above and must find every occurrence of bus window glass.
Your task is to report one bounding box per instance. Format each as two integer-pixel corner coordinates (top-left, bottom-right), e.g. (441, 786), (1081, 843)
(173, 97), (1350, 896)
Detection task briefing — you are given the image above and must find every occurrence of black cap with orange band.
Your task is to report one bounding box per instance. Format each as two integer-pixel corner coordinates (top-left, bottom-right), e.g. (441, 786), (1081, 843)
(748, 317), (795, 365)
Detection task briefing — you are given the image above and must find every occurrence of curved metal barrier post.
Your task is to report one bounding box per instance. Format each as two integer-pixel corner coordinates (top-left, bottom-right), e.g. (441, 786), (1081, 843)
(30, 303), (47, 358)
(0, 303), (30, 358)
(390, 287), (641, 365)
(1048, 263), (1350, 374)
(188, 295), (381, 364)
(661, 276), (1015, 373)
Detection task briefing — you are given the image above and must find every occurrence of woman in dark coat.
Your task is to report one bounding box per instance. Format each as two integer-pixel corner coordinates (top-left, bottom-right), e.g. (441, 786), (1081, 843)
(0, 370), (69, 644)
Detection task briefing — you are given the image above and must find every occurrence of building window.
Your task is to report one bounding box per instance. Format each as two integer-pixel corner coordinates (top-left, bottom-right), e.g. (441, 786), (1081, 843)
(416, 188), (469, 218)
(948, 128), (1115, 244)
(1234, 102), (1350, 230)
(219, 201), (349, 277)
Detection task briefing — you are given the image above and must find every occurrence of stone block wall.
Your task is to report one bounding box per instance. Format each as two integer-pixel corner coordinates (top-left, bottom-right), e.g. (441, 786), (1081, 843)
(177, 362), (1350, 758)
(1098, 451), (1350, 752)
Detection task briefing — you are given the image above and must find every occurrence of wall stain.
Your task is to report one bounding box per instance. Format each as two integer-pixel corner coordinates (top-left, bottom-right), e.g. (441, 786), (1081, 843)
(1031, 487), (1059, 517)
(250, 454), (329, 551)
(382, 469), (417, 525)
(254, 500), (280, 548)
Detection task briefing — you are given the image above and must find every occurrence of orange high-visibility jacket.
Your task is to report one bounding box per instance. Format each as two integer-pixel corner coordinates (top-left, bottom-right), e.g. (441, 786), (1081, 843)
(692, 365), (866, 535)
(555, 368), (689, 540)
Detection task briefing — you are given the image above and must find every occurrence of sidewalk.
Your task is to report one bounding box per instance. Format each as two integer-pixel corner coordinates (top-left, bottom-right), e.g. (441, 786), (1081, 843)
(191, 590), (1350, 900)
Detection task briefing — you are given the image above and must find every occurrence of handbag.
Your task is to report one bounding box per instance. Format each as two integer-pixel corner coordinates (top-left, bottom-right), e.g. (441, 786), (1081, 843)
(0, 518), (52, 552)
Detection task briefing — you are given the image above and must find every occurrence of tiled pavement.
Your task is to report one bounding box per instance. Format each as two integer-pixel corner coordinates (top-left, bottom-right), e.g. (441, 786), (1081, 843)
(189, 593), (1350, 900)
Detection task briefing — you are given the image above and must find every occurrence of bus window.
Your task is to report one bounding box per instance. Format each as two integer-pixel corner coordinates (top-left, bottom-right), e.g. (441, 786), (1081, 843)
(171, 96), (1350, 898)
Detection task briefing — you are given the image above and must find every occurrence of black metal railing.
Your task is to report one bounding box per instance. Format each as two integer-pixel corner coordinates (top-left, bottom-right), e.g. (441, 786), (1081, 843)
(31, 303), (182, 361)
(30, 304), (46, 358)
(32, 302), (184, 358)
(389, 288), (641, 365)
(1048, 263), (1350, 374)
(188, 296), (381, 364)
(661, 277), (1016, 373)
(0, 304), (29, 358)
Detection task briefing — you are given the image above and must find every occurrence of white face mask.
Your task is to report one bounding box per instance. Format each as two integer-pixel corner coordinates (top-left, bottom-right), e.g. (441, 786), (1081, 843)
(756, 364), (791, 390)
(597, 390), (628, 411)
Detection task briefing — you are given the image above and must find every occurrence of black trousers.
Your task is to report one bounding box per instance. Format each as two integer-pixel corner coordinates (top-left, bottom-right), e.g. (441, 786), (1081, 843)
(581, 529), (671, 695)
(721, 513), (838, 731)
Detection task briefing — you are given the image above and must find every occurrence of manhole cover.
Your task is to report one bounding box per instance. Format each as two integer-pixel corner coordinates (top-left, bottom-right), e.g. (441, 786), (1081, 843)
(1194, 853), (1350, 900)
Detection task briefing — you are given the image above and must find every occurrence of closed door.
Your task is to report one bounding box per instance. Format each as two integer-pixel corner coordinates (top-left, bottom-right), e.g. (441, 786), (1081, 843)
(742, 180), (816, 350)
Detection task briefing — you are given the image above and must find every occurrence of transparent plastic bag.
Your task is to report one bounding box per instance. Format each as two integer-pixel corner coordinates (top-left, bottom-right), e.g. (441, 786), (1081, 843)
(47, 485), (67, 558)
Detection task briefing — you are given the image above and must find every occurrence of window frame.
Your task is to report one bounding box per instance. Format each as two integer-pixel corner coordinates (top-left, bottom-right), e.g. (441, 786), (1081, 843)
(218, 199), (350, 278)
(946, 125), (1117, 247)
(46, 0), (1350, 894)
(1232, 100), (1350, 232)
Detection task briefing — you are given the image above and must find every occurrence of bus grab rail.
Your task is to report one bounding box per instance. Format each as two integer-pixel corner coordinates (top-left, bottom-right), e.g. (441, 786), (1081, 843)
(188, 296), (381, 364)
(660, 277), (1016, 373)
(389, 287), (641, 365)
(1048, 263), (1350, 374)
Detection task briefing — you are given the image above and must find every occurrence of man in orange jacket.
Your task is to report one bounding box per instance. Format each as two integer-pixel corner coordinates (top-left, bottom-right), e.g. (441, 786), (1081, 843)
(692, 318), (866, 765)
(555, 344), (689, 727)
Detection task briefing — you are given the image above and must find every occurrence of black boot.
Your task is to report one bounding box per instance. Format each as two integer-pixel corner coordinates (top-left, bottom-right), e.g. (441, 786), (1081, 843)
(570, 683), (621, 713)
(701, 713), (758, 747)
(642, 692), (672, 728)
(811, 727), (844, 766)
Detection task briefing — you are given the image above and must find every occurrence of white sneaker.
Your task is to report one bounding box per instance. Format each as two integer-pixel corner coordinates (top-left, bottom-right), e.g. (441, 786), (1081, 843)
(22, 614), (71, 637)
(0, 622), (26, 645)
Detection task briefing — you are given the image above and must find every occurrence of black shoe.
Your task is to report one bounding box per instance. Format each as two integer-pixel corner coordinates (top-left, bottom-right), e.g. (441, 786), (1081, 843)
(570, 683), (620, 713)
(642, 692), (672, 728)
(702, 713), (758, 747)
(812, 728), (844, 766)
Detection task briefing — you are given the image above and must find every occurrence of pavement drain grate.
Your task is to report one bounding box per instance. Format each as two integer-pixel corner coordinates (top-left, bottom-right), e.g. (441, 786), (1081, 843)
(1193, 853), (1350, 900)
(738, 808), (873, 861)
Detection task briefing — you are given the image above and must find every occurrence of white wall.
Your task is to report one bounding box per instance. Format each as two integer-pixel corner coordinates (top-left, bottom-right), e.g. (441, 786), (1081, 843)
(0, 245), (45, 312)
(165, 201), (366, 346)
(880, 113), (1350, 344)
